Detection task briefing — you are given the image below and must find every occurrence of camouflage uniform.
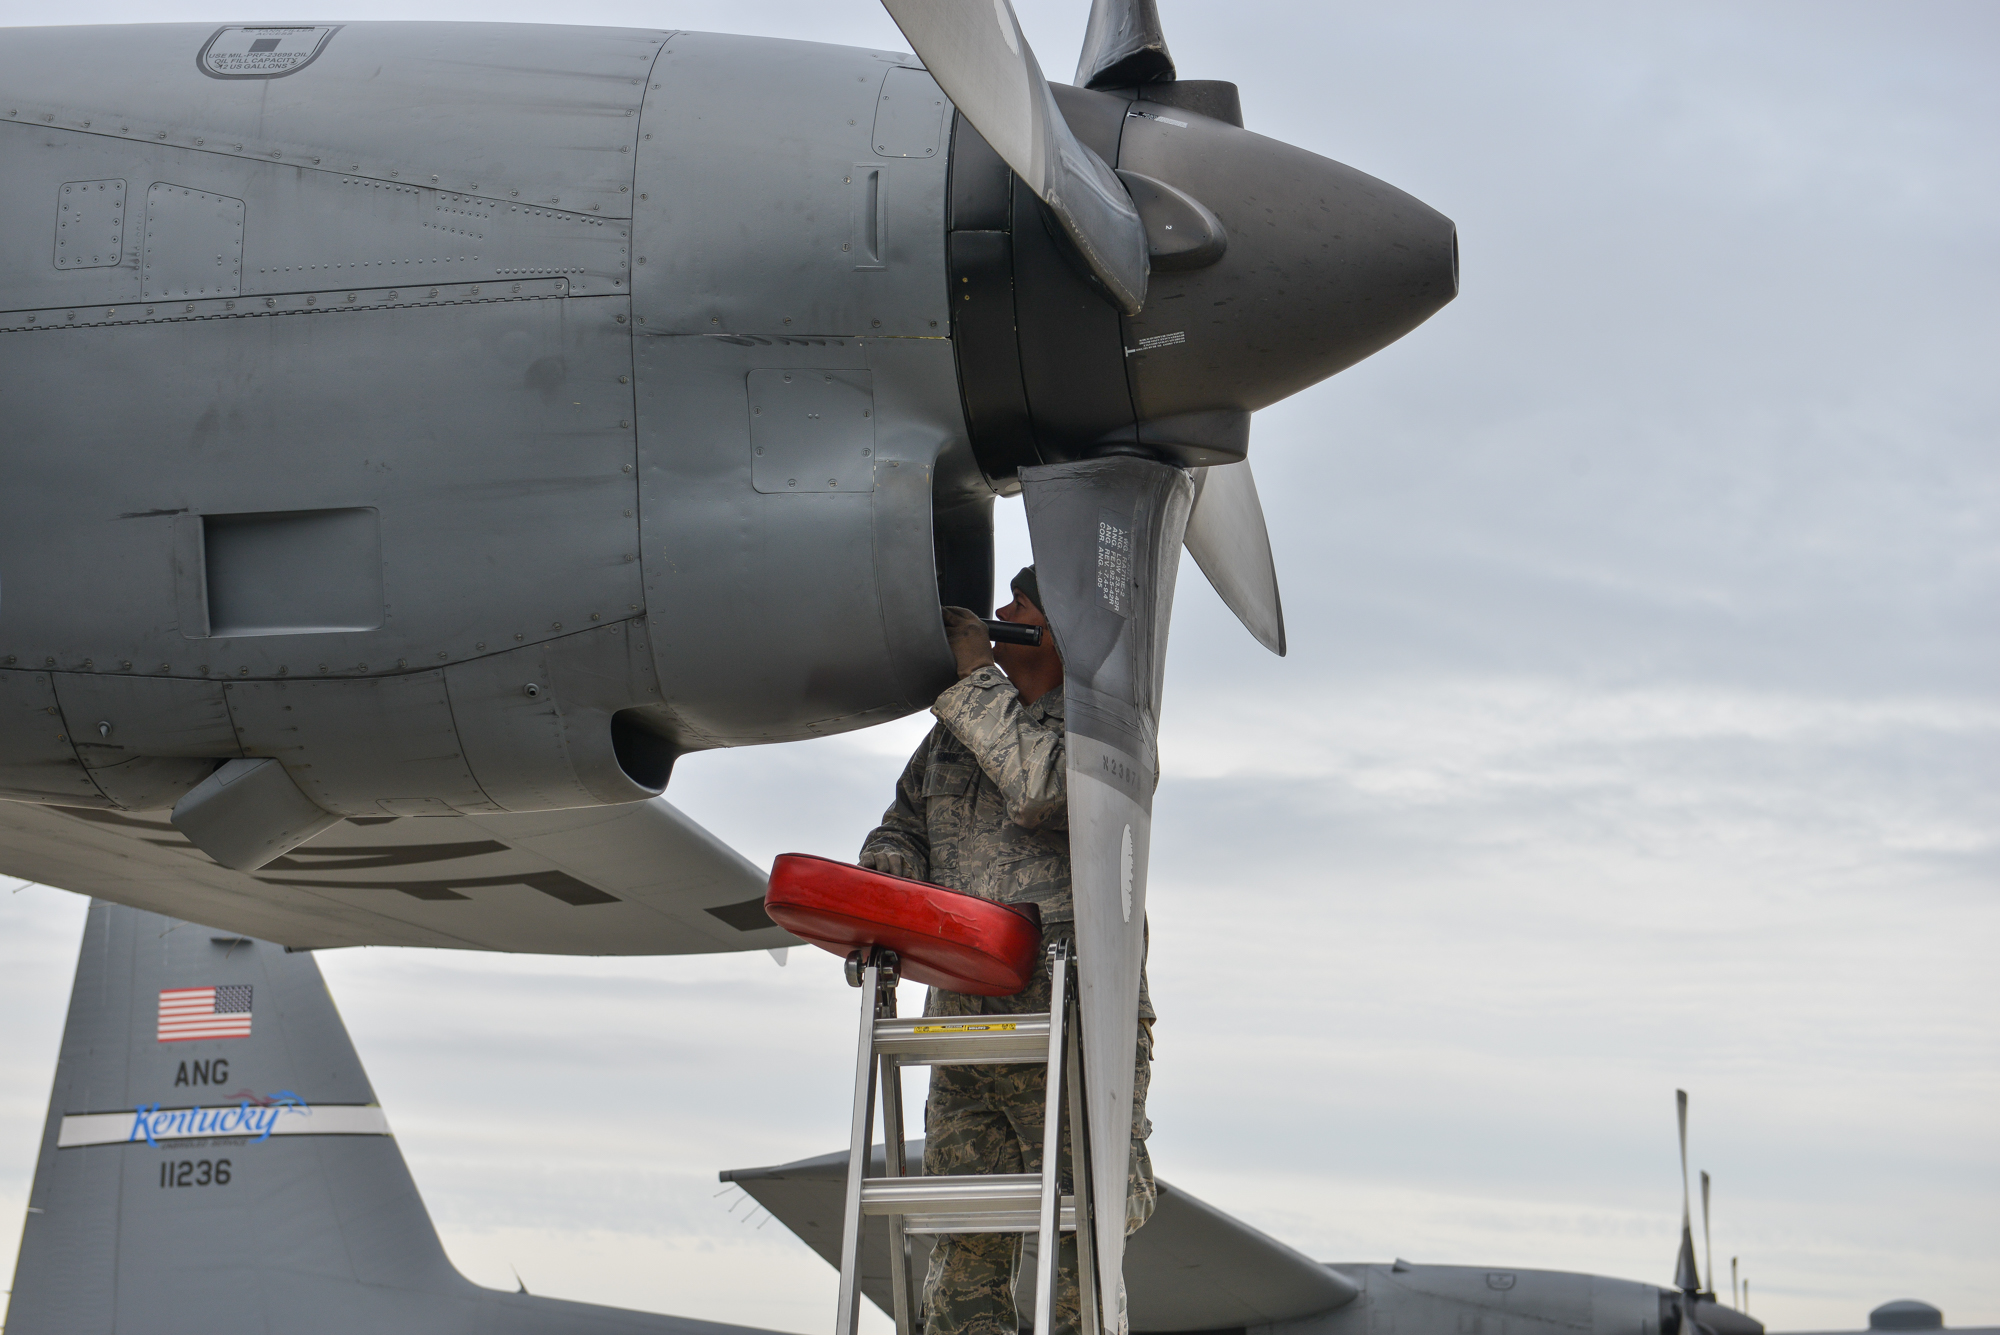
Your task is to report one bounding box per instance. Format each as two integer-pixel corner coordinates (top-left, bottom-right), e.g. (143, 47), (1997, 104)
(860, 665), (1156, 1335)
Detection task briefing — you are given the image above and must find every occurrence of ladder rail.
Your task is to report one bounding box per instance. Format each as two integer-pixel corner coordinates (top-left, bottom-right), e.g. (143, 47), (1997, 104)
(834, 956), (886, 1335)
(879, 1038), (915, 1335)
(1033, 943), (1070, 1335)
(1067, 990), (1105, 1335)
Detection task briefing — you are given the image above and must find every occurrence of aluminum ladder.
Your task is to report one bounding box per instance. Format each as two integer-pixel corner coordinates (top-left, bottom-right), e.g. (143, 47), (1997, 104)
(834, 940), (1103, 1335)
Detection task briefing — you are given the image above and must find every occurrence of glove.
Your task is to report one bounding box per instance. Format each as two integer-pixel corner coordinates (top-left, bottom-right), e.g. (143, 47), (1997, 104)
(942, 605), (996, 679)
(860, 847), (922, 880)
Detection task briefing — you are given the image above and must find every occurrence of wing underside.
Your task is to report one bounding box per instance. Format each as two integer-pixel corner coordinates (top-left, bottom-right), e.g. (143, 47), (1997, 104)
(0, 797), (792, 954)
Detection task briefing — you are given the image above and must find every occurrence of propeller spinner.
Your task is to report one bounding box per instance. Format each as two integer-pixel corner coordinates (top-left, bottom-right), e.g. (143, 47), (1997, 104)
(879, 0), (1458, 1323)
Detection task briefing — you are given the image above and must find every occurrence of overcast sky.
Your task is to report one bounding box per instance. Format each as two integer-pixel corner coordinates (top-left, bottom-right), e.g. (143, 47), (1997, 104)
(1, 2), (1994, 1332)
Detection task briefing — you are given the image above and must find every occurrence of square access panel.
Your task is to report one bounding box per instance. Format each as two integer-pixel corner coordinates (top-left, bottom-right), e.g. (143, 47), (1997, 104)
(748, 369), (878, 494)
(54, 180), (126, 270)
(870, 66), (946, 159)
(142, 184), (244, 301)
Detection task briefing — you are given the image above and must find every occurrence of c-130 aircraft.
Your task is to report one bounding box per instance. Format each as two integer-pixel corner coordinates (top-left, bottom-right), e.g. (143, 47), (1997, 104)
(0, 0), (1453, 1325)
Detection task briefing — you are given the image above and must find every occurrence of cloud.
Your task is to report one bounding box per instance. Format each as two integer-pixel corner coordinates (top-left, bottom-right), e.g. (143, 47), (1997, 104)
(0, 1), (1994, 1331)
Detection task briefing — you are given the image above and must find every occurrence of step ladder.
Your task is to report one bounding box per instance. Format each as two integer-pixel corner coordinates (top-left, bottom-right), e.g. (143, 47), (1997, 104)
(834, 940), (1104, 1335)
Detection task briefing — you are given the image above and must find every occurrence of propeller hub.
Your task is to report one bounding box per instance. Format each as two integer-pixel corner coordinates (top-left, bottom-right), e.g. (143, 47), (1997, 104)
(1118, 102), (1459, 433)
(948, 85), (1458, 481)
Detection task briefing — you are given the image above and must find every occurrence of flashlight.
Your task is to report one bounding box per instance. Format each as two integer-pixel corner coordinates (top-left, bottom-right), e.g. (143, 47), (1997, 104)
(982, 618), (1044, 647)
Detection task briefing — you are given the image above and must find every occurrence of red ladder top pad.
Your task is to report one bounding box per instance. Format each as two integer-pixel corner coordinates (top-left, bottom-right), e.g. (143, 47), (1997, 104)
(765, 854), (1043, 996)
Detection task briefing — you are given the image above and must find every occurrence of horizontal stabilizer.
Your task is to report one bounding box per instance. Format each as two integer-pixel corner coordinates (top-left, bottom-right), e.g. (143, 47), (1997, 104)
(0, 796), (792, 954)
(722, 1143), (1357, 1330)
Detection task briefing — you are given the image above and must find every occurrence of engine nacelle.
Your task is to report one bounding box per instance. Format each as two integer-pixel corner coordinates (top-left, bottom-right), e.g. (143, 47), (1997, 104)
(0, 24), (970, 817)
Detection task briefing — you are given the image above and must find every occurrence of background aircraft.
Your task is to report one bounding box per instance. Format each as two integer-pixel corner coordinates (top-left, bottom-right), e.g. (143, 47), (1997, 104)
(19, 899), (1951, 1335)
(16, 903), (1991, 1335)
(0, 0), (1990, 1330)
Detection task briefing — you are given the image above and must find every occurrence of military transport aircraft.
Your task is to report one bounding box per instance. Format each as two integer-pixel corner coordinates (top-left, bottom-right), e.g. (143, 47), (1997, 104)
(0, 0), (1456, 1321)
(9, 899), (1780, 1335)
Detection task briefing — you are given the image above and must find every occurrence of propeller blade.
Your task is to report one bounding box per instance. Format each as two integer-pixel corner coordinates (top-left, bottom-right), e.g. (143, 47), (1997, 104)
(1675, 1228), (1703, 1303)
(879, 0), (1150, 314)
(1021, 456), (1195, 1335)
(1675, 1089), (1702, 1296)
(1185, 462), (1285, 656)
(1701, 1170), (1713, 1297)
(1075, 0), (1175, 89)
(1677, 1089), (1691, 1222)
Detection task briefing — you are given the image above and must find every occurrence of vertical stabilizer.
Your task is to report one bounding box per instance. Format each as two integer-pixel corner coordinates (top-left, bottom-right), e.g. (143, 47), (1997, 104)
(4, 899), (770, 1335)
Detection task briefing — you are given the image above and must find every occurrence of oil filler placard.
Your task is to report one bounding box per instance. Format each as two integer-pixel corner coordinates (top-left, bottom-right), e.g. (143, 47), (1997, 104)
(198, 25), (340, 79)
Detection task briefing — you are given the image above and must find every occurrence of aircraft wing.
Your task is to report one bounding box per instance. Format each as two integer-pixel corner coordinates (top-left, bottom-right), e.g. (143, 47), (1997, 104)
(0, 798), (793, 955)
(721, 1144), (1358, 1330)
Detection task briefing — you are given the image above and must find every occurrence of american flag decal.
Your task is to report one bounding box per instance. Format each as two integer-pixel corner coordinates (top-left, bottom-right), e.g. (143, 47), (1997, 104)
(157, 986), (253, 1043)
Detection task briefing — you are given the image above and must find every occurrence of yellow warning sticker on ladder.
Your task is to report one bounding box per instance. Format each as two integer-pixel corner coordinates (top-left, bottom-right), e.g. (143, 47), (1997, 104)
(913, 1022), (1018, 1035)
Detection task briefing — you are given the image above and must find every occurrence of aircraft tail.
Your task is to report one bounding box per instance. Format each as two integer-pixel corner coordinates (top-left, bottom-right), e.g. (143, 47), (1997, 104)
(4, 898), (768, 1335)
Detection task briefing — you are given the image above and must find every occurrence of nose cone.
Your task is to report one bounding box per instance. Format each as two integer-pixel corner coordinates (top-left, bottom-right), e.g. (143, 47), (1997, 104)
(1117, 112), (1457, 426)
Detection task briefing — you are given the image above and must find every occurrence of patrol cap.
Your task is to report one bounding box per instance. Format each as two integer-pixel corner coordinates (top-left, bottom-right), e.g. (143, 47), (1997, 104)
(1009, 566), (1042, 614)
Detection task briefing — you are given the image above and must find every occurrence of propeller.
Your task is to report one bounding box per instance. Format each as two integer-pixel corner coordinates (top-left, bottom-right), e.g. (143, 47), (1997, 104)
(1185, 463), (1285, 656)
(1021, 455), (1193, 1331)
(880, 0), (1149, 314)
(883, 0), (1458, 1326)
(1675, 1091), (1703, 1335)
(1076, 0), (1173, 90)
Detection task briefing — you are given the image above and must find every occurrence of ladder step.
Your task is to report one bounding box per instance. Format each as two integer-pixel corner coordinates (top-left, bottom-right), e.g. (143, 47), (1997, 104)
(873, 1014), (1051, 1064)
(861, 1174), (1075, 1234)
(898, 1207), (1076, 1235)
(859, 1173), (1046, 1213)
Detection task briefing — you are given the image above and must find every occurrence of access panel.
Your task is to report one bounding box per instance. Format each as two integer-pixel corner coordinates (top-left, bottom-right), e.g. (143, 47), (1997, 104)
(748, 369), (877, 494)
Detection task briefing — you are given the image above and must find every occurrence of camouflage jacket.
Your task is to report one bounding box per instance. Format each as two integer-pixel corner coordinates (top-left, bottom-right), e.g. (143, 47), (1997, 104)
(863, 666), (1156, 1020)
(861, 665), (1073, 924)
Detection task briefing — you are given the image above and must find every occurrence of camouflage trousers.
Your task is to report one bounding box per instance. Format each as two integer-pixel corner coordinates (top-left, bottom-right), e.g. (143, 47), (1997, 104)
(921, 932), (1155, 1335)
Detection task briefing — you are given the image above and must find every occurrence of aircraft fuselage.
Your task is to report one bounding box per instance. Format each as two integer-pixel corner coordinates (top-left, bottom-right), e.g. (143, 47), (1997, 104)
(0, 21), (1454, 835)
